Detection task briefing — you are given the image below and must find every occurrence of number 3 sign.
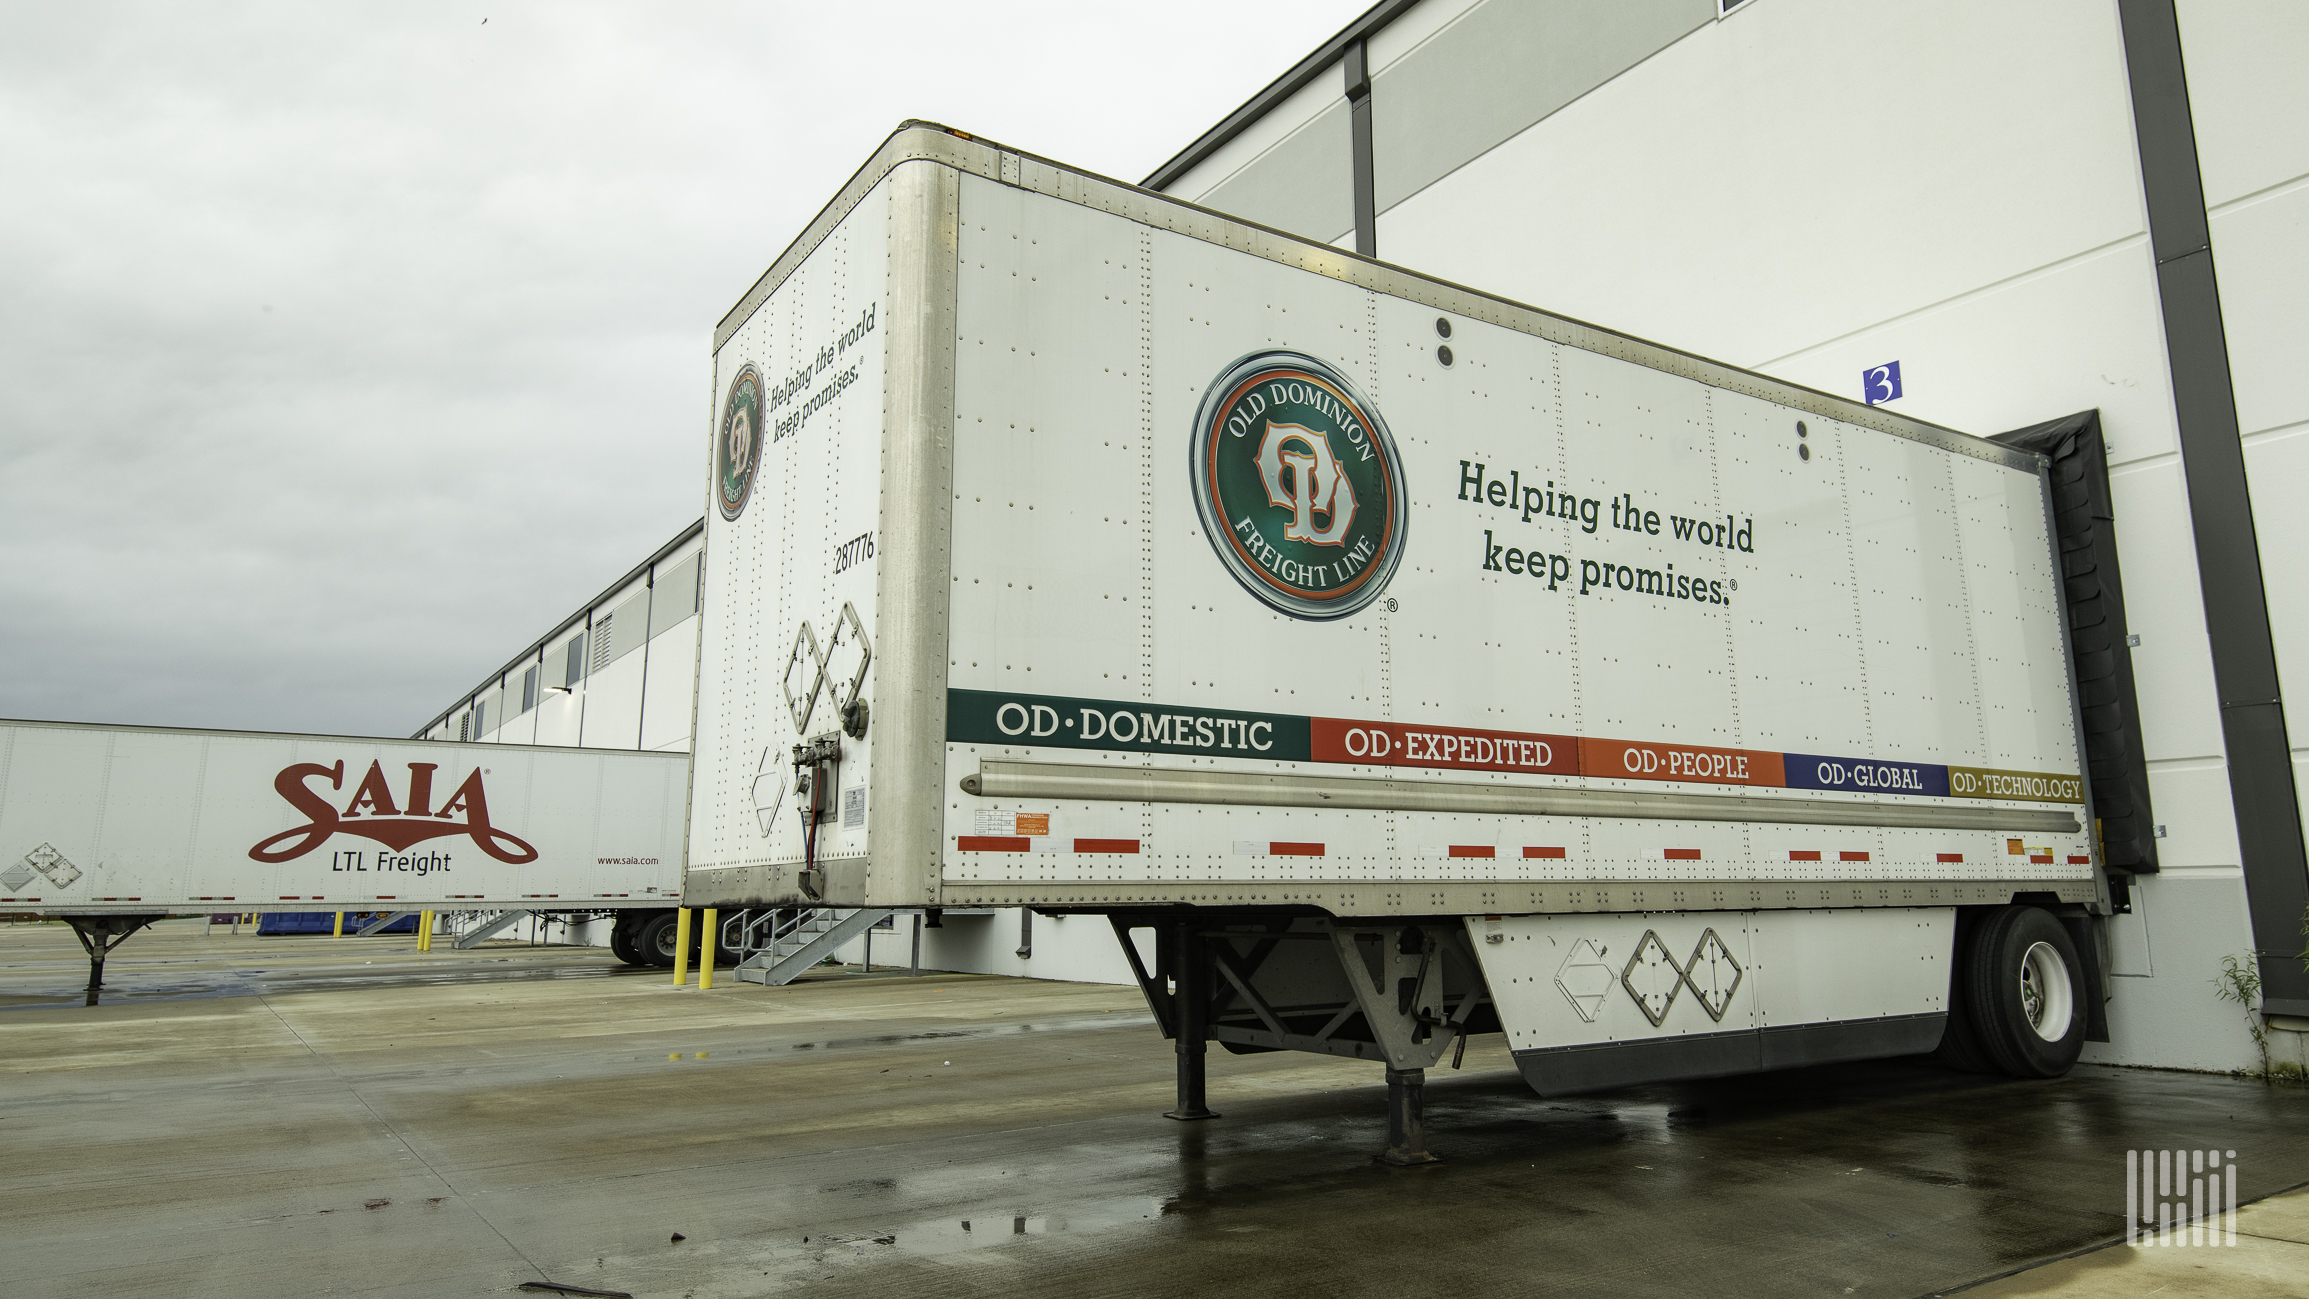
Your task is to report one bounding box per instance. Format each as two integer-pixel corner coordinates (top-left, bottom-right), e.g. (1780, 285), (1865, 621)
(1862, 360), (1904, 405)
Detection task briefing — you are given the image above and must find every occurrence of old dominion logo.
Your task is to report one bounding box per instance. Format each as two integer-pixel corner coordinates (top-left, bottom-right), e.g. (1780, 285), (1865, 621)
(1188, 351), (1408, 620)
(717, 363), (765, 521)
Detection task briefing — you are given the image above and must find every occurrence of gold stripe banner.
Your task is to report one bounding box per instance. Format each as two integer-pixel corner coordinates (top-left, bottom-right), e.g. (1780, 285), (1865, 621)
(1949, 766), (2085, 803)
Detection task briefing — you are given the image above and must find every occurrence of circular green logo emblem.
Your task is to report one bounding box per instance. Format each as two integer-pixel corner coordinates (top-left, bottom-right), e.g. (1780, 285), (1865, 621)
(1188, 351), (1408, 620)
(718, 364), (764, 521)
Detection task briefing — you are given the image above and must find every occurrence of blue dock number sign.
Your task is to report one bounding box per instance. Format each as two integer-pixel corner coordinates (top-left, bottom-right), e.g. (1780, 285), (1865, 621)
(1862, 360), (1904, 405)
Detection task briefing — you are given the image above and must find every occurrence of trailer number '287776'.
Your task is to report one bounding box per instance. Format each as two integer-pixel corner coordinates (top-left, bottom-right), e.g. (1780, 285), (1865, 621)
(832, 531), (874, 575)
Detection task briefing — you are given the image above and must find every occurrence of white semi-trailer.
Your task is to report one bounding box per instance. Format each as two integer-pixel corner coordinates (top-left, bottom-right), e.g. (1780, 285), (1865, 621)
(683, 124), (2111, 1158)
(0, 719), (691, 998)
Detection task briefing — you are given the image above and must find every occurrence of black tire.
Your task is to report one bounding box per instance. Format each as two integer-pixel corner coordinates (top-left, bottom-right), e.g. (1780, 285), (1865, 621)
(1932, 916), (1996, 1073)
(1961, 906), (2087, 1078)
(633, 911), (683, 969)
(608, 919), (644, 967)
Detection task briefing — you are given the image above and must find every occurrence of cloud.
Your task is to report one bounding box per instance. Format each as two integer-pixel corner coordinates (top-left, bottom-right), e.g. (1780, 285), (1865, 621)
(0, 0), (1364, 735)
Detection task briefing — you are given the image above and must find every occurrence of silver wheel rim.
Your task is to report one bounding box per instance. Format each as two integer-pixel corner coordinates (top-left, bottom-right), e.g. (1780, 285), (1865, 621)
(2018, 940), (2074, 1042)
(652, 925), (677, 958)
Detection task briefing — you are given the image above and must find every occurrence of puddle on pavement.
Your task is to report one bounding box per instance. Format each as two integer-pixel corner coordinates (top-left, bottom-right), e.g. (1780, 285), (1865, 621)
(631, 1011), (1154, 1062)
(0, 954), (641, 1009)
(780, 1192), (1175, 1264)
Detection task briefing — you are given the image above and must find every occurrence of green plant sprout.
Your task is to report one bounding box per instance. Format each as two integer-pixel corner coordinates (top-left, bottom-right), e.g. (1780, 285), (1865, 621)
(2214, 951), (2270, 1080)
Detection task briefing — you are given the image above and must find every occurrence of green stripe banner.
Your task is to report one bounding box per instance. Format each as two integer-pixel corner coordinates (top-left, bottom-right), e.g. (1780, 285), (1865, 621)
(946, 689), (1311, 762)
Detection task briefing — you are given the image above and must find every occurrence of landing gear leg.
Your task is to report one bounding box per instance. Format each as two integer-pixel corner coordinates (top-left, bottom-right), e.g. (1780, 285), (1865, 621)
(1165, 922), (1218, 1121)
(1328, 922), (1489, 1165)
(64, 915), (160, 1007)
(1381, 1067), (1438, 1166)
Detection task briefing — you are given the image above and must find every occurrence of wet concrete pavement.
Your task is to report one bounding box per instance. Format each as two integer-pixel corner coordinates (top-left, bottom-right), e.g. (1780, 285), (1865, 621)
(0, 918), (649, 1008)
(5, 919), (2307, 1298)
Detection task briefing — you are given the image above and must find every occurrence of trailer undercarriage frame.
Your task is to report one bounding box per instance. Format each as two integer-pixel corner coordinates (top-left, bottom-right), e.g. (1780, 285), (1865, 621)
(1101, 908), (1502, 1164)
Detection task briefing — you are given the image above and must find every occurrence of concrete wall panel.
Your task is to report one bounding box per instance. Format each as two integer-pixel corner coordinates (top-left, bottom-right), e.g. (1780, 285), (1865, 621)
(1366, 0), (1484, 74)
(2108, 459), (2227, 763)
(1758, 238), (2179, 465)
(1377, 0), (2146, 372)
(2211, 182), (2309, 440)
(579, 651), (644, 751)
(1371, 0), (1711, 215)
(1195, 100), (1354, 244)
(2146, 757), (2244, 870)
(2084, 871), (2261, 1073)
(2174, 0), (2309, 207)
(2243, 423), (2309, 855)
(640, 620), (697, 754)
(1164, 54), (1346, 199)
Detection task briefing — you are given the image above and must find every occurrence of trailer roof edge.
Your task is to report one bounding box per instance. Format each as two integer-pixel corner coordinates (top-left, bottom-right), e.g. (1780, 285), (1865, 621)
(715, 123), (2017, 477)
(2, 714), (693, 757)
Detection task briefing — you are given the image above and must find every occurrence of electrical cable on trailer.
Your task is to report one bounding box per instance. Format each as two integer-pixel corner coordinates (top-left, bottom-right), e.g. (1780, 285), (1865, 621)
(796, 748), (818, 899)
(792, 735), (839, 899)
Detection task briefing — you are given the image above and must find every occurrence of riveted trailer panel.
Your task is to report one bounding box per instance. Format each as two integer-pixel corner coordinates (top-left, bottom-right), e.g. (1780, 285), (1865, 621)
(682, 125), (2097, 918)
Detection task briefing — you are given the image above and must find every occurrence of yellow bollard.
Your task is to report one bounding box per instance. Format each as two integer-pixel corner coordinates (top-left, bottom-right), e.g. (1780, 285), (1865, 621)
(699, 908), (717, 991)
(417, 910), (433, 952)
(672, 908), (692, 986)
(332, 910), (344, 938)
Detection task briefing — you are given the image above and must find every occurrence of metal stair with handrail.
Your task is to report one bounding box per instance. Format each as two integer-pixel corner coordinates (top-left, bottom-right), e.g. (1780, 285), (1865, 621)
(724, 906), (894, 986)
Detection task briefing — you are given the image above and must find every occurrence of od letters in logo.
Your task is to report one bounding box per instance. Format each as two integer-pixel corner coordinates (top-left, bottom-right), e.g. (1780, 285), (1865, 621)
(718, 363), (765, 520)
(1188, 351), (1408, 620)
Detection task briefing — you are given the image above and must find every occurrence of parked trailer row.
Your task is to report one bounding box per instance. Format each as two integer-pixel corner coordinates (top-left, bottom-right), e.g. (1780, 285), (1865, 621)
(1, 120), (2124, 1160)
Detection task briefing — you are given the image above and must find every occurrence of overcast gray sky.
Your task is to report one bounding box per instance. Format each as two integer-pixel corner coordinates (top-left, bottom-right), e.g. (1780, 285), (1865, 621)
(0, 1), (1367, 737)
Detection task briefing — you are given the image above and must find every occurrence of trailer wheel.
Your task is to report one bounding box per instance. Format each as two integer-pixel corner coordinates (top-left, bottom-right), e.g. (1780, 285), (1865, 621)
(634, 911), (683, 968)
(1961, 906), (2086, 1078)
(1931, 916), (1994, 1073)
(608, 919), (644, 967)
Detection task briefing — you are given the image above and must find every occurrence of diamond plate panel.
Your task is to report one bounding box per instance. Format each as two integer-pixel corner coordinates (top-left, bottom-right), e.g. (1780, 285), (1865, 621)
(751, 747), (786, 837)
(1681, 927), (1743, 1022)
(27, 844), (79, 888)
(783, 622), (826, 735)
(1553, 937), (1614, 1023)
(1621, 930), (1683, 1027)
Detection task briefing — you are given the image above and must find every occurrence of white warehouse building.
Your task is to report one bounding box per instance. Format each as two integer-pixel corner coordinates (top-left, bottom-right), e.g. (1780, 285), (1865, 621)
(423, 0), (2306, 1072)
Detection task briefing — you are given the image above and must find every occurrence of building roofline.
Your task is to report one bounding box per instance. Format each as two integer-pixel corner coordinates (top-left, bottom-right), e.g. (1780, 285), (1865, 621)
(414, 515), (705, 737)
(1140, 0), (1418, 194)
